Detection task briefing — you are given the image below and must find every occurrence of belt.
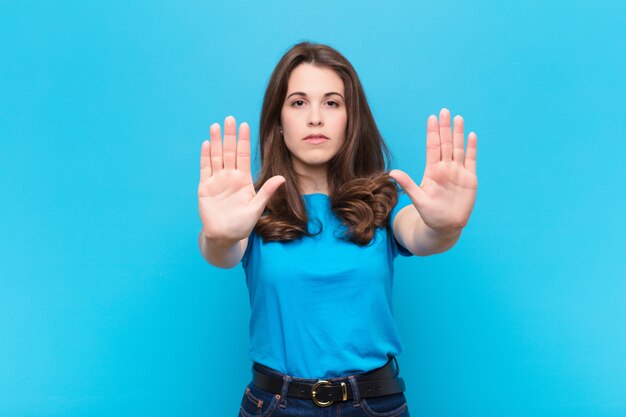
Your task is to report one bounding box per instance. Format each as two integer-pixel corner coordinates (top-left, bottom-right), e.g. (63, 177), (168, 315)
(252, 357), (406, 407)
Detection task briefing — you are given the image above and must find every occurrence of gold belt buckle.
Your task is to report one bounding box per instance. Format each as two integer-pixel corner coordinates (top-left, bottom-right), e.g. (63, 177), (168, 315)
(311, 380), (348, 407)
(311, 380), (333, 407)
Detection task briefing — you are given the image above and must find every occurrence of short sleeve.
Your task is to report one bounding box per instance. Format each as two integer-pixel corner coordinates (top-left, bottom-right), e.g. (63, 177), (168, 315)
(241, 231), (255, 270)
(389, 191), (414, 257)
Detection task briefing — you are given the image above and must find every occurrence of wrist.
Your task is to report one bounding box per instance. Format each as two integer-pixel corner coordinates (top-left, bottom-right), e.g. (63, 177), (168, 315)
(201, 231), (240, 249)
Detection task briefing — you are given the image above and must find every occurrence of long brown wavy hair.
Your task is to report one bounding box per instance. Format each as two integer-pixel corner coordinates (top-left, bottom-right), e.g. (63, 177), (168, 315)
(254, 41), (402, 246)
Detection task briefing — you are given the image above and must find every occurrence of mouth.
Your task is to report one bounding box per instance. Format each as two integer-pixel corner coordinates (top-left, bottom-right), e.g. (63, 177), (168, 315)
(303, 134), (329, 140)
(303, 135), (329, 145)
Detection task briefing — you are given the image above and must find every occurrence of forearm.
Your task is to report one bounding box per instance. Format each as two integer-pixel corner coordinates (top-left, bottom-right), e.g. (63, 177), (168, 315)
(198, 231), (243, 269)
(409, 218), (462, 256)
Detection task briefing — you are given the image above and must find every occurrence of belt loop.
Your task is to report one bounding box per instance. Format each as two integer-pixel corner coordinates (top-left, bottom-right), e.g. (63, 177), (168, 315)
(392, 356), (400, 378)
(348, 375), (361, 407)
(278, 374), (292, 408)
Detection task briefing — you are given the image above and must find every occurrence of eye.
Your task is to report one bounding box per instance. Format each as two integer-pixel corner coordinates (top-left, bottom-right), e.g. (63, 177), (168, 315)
(292, 100), (305, 107)
(327, 100), (339, 107)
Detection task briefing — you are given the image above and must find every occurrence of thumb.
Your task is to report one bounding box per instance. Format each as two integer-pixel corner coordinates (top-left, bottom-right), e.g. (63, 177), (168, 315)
(389, 169), (425, 209)
(251, 175), (286, 215)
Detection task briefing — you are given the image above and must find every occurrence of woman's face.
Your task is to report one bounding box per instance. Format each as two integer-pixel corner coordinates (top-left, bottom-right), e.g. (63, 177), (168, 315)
(280, 63), (348, 176)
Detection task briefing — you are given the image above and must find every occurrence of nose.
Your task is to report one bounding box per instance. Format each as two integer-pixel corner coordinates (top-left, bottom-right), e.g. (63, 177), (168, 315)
(307, 106), (323, 127)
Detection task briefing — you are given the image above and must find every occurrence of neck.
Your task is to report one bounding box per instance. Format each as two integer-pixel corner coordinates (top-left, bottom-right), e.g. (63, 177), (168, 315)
(294, 164), (329, 195)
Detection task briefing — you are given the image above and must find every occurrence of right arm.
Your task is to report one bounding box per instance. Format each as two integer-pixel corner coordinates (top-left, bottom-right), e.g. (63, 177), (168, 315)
(197, 115), (284, 270)
(198, 233), (248, 269)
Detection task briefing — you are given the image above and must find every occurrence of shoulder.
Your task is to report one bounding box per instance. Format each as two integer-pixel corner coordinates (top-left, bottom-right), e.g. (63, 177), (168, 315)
(390, 191), (414, 226)
(390, 192), (418, 257)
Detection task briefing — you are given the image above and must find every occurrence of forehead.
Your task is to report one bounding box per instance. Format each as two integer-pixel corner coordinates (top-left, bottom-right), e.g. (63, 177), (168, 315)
(286, 63), (344, 94)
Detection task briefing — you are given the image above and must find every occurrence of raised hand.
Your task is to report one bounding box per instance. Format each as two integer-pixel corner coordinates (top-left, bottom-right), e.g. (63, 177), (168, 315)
(389, 108), (478, 235)
(198, 116), (285, 243)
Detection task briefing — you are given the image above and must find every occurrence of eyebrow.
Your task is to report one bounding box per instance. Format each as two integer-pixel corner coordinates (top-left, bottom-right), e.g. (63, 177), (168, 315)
(286, 91), (344, 100)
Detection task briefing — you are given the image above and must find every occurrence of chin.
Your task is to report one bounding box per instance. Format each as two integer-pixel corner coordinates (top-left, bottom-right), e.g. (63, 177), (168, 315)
(305, 157), (331, 164)
(293, 157), (332, 170)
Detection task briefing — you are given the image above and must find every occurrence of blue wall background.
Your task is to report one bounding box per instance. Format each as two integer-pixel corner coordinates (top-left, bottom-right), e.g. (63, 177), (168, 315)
(1, 1), (624, 416)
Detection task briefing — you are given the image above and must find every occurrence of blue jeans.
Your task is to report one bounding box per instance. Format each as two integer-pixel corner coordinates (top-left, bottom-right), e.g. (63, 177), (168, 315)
(238, 359), (410, 417)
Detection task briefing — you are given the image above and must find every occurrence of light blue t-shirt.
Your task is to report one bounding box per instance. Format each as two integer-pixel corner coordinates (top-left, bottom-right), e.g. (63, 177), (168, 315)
(241, 191), (414, 379)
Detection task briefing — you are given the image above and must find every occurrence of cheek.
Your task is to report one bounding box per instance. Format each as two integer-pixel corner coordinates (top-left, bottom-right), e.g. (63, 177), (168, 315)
(336, 114), (348, 137)
(336, 112), (348, 130)
(281, 108), (303, 124)
(282, 137), (300, 155)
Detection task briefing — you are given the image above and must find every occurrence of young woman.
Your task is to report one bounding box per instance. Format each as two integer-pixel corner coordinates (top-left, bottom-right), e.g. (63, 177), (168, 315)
(198, 42), (477, 417)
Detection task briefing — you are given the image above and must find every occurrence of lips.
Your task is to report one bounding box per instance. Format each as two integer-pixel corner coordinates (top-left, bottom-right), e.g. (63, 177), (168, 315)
(304, 135), (329, 145)
(304, 134), (329, 140)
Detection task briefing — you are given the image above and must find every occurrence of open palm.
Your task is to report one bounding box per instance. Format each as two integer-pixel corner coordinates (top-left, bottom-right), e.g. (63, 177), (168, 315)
(198, 116), (285, 242)
(389, 108), (478, 234)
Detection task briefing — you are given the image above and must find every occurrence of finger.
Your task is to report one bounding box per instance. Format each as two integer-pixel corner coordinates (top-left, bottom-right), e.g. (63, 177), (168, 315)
(425, 115), (441, 166)
(439, 108), (453, 162)
(223, 115), (237, 170)
(252, 175), (286, 215)
(210, 122), (223, 172)
(452, 115), (465, 165)
(464, 132), (477, 174)
(237, 122), (251, 173)
(388, 169), (426, 209)
(200, 140), (211, 182)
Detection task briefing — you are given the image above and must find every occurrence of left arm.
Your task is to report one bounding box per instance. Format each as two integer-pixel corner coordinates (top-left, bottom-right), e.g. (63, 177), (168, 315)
(393, 204), (461, 256)
(389, 108), (477, 256)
